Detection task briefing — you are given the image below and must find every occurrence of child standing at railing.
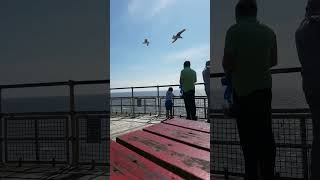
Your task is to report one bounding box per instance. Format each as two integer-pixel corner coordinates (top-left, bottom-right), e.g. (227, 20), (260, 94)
(165, 87), (175, 119)
(221, 73), (233, 117)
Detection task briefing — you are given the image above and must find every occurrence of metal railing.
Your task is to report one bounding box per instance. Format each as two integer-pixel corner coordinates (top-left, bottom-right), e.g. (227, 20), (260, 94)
(110, 83), (208, 118)
(0, 80), (110, 166)
(210, 112), (311, 180)
(0, 67), (313, 179)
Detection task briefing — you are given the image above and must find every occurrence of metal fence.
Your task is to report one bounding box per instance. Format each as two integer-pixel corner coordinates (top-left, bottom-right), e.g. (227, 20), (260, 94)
(110, 96), (209, 119)
(0, 80), (110, 166)
(210, 112), (311, 180)
(110, 83), (209, 119)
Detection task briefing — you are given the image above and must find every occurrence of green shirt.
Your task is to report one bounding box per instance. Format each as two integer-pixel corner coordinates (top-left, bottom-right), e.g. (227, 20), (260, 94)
(180, 67), (197, 93)
(225, 17), (276, 96)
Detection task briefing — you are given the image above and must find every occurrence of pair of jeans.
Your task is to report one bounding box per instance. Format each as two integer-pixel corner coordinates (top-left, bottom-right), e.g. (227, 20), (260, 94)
(183, 90), (196, 120)
(233, 88), (275, 180)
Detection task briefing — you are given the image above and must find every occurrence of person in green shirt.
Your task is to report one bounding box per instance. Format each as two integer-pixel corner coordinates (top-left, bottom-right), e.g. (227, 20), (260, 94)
(180, 61), (197, 120)
(222, 1), (278, 179)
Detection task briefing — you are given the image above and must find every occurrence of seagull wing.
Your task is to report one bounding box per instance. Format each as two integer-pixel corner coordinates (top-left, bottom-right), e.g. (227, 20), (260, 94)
(172, 38), (177, 43)
(177, 29), (186, 36)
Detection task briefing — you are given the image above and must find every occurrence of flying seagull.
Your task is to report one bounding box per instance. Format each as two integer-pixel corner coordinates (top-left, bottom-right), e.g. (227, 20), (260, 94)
(143, 38), (150, 46)
(172, 29), (186, 43)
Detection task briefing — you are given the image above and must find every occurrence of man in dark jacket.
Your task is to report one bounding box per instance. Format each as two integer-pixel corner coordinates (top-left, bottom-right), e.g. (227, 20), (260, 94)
(295, 1), (320, 179)
(223, 1), (278, 179)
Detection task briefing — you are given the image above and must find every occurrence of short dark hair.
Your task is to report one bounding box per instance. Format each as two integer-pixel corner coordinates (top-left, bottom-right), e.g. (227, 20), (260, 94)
(184, 61), (191, 67)
(236, 0), (257, 18)
(168, 87), (173, 91)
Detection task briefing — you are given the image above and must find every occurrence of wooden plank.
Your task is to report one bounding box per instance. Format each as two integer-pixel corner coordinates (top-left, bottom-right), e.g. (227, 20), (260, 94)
(116, 130), (210, 180)
(163, 118), (210, 133)
(143, 123), (210, 151)
(110, 141), (182, 180)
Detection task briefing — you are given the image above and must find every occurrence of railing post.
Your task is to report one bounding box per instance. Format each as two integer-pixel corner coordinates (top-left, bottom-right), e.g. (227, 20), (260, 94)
(204, 98), (207, 119)
(300, 117), (309, 180)
(69, 80), (78, 166)
(131, 87), (135, 117)
(157, 86), (160, 116)
(154, 97), (157, 115)
(65, 116), (70, 164)
(35, 119), (39, 162)
(144, 99), (146, 114)
(4, 117), (7, 163)
(159, 97), (162, 116)
(172, 98), (175, 116)
(120, 98), (123, 114)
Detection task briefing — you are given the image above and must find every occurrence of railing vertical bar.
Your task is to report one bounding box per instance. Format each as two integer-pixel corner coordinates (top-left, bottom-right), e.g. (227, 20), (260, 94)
(204, 98), (207, 119)
(131, 87), (134, 116)
(120, 98), (123, 114)
(157, 86), (160, 116)
(154, 97), (157, 115)
(35, 119), (39, 162)
(144, 99), (146, 114)
(300, 117), (309, 180)
(4, 117), (7, 163)
(69, 81), (78, 166)
(65, 117), (70, 164)
(172, 98), (175, 117)
(159, 97), (162, 116)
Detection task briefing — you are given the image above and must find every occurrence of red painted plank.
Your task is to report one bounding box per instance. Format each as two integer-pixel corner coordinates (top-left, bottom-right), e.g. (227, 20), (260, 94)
(163, 118), (210, 133)
(116, 130), (210, 180)
(143, 123), (210, 151)
(110, 141), (182, 180)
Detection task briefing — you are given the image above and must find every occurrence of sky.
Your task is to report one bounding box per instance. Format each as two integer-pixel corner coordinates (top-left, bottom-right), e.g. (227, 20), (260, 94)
(0, 0), (108, 97)
(110, 0), (210, 89)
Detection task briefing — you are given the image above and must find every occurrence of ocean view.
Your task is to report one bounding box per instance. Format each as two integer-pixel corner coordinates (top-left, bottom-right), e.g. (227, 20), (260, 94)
(1, 88), (308, 113)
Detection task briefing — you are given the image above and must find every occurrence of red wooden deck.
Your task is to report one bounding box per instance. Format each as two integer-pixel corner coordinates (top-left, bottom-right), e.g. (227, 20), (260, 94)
(111, 118), (210, 180)
(143, 123), (210, 151)
(110, 141), (182, 180)
(162, 118), (210, 133)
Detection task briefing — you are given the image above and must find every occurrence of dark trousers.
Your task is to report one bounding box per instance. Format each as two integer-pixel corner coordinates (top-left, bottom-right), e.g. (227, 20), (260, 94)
(310, 107), (320, 180)
(304, 87), (320, 180)
(233, 88), (275, 180)
(183, 90), (196, 120)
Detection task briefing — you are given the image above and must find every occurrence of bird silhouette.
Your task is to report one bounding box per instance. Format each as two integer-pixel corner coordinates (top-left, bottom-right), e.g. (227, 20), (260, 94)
(143, 38), (150, 46)
(172, 29), (186, 43)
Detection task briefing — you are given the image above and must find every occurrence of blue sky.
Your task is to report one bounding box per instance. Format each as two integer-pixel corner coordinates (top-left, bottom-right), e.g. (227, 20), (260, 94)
(110, 0), (210, 88)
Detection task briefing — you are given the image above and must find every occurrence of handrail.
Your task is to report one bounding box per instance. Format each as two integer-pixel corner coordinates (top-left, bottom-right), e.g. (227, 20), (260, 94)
(110, 82), (205, 90)
(210, 67), (302, 78)
(0, 79), (110, 89)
